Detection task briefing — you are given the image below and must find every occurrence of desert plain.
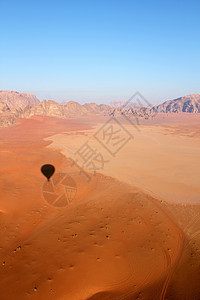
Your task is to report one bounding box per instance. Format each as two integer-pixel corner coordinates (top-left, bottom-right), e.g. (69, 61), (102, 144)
(0, 113), (200, 299)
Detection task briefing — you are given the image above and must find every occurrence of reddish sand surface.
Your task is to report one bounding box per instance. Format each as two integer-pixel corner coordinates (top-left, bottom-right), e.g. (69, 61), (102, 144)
(0, 114), (200, 299)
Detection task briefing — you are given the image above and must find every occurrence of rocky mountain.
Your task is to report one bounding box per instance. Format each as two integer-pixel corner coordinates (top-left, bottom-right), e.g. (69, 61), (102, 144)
(0, 91), (40, 127)
(0, 91), (40, 111)
(151, 94), (200, 113)
(0, 92), (199, 128)
(0, 114), (17, 127)
(18, 100), (113, 118)
(19, 100), (66, 118)
(110, 106), (150, 119)
(110, 94), (200, 119)
(0, 102), (11, 114)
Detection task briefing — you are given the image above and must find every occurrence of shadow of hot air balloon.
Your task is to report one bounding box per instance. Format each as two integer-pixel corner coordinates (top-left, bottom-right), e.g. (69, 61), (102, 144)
(41, 164), (55, 181)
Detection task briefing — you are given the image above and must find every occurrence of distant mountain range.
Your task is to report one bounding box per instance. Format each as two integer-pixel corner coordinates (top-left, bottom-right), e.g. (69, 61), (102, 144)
(19, 100), (112, 119)
(150, 94), (200, 113)
(0, 91), (199, 127)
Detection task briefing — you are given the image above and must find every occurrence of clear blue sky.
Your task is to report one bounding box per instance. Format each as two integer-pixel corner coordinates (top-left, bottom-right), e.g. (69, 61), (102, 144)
(0, 0), (200, 104)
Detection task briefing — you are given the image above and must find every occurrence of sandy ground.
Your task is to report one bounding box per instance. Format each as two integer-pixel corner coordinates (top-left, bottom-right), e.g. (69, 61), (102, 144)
(0, 114), (200, 299)
(46, 115), (200, 204)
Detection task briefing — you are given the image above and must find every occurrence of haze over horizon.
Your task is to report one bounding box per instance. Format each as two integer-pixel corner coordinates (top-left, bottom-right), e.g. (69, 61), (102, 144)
(1, 0), (200, 104)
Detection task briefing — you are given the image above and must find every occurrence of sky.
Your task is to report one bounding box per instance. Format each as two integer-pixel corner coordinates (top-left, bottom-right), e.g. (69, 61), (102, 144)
(0, 0), (200, 104)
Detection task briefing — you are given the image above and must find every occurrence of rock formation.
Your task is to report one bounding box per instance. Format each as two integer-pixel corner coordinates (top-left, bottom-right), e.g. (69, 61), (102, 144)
(0, 91), (199, 128)
(0, 91), (39, 111)
(151, 94), (200, 113)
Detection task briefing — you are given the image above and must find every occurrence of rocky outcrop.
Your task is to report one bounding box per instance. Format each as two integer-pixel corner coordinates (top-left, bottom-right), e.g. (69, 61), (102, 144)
(0, 91), (40, 127)
(20, 100), (65, 118)
(83, 103), (100, 113)
(0, 102), (11, 114)
(151, 94), (200, 113)
(0, 91), (40, 111)
(0, 113), (17, 127)
(18, 100), (112, 118)
(110, 106), (151, 120)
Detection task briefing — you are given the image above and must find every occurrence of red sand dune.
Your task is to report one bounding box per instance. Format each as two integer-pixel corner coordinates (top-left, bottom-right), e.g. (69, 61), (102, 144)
(0, 115), (200, 299)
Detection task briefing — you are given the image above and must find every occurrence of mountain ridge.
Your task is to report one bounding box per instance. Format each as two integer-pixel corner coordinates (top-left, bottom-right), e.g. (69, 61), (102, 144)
(151, 94), (200, 113)
(0, 90), (40, 111)
(0, 91), (199, 127)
